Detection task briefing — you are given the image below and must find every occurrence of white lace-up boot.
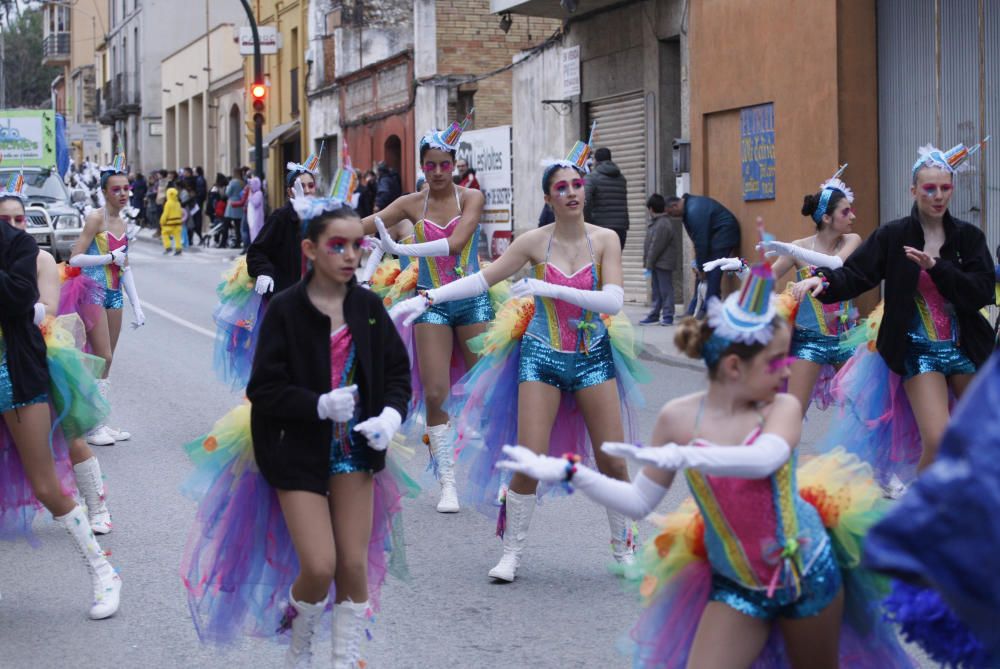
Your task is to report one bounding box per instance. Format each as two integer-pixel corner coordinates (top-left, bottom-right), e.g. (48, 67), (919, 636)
(331, 599), (369, 668)
(282, 589), (328, 668)
(74, 457), (112, 534)
(427, 423), (459, 513)
(56, 505), (121, 619)
(97, 379), (130, 441)
(488, 490), (536, 582)
(608, 510), (638, 567)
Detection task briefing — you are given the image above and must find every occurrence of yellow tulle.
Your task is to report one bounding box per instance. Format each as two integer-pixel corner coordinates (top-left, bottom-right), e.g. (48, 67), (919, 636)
(383, 264), (418, 308)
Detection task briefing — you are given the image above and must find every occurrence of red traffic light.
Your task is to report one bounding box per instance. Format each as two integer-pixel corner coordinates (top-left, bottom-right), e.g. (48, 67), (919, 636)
(251, 83), (266, 99)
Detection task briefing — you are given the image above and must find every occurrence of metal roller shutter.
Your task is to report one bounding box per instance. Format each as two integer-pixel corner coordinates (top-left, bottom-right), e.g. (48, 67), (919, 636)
(587, 92), (648, 303)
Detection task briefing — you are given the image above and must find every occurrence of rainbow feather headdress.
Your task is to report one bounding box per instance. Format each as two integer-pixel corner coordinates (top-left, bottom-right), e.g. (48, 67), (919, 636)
(287, 140), (324, 176)
(703, 220), (777, 364)
(0, 154), (27, 200)
(812, 164), (853, 224)
(540, 121), (597, 175)
(329, 145), (358, 202)
(420, 109), (474, 153)
(99, 143), (127, 176)
(911, 136), (990, 180)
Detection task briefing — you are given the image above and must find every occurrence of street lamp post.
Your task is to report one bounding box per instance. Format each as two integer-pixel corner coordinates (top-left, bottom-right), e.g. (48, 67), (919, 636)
(238, 0), (264, 179)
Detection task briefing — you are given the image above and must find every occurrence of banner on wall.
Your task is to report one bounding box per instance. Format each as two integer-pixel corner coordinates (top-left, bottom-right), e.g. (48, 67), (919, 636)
(455, 126), (512, 260)
(740, 103), (775, 201)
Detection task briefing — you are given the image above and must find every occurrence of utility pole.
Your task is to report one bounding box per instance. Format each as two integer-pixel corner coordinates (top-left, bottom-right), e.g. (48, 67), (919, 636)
(1, 25), (6, 109)
(239, 0), (264, 178)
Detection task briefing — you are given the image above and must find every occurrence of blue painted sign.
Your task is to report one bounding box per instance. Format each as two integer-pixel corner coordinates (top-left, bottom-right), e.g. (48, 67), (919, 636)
(740, 104), (775, 201)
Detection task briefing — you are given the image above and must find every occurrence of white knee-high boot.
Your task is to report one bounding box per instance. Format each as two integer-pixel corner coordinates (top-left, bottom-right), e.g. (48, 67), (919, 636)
(97, 379), (130, 441)
(282, 589), (328, 668)
(331, 599), (369, 668)
(427, 423), (459, 513)
(74, 456), (112, 534)
(488, 490), (536, 582)
(56, 505), (121, 619)
(607, 510), (638, 566)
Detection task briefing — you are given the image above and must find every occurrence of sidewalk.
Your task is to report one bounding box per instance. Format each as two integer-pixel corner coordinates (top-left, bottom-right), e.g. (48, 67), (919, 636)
(623, 304), (705, 371)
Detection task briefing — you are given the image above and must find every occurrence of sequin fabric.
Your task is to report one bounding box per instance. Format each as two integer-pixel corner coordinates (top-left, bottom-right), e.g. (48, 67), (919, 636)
(412, 291), (494, 327)
(790, 326), (852, 366)
(327, 327), (373, 475)
(708, 539), (842, 619)
(517, 335), (615, 392)
(0, 354), (47, 413)
(82, 230), (126, 291)
(903, 270), (976, 380)
(795, 266), (858, 337)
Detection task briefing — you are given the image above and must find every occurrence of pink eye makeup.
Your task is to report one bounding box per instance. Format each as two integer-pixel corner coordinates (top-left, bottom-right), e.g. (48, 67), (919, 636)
(767, 356), (796, 373)
(0, 215), (26, 225)
(553, 179), (585, 197)
(422, 161), (454, 173)
(921, 184), (953, 196)
(325, 237), (364, 255)
(109, 186), (130, 195)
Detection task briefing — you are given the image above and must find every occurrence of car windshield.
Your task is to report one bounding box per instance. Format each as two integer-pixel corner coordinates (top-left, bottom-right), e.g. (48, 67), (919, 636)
(1, 170), (68, 201)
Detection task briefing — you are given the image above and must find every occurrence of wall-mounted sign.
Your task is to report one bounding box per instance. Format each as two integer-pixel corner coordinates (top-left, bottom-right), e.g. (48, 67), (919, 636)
(0, 110), (56, 167)
(239, 26), (280, 56)
(562, 46), (580, 98)
(740, 103), (775, 201)
(455, 126), (512, 260)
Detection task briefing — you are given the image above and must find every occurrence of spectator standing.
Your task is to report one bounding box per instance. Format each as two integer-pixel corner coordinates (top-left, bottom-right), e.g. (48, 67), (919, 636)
(665, 193), (742, 307)
(584, 147), (630, 249)
(640, 194), (679, 325)
(130, 173), (147, 223)
(154, 169), (169, 237)
(455, 158), (480, 189)
(374, 162), (402, 212)
(356, 170), (377, 218)
(192, 166), (207, 242)
(223, 172), (246, 249)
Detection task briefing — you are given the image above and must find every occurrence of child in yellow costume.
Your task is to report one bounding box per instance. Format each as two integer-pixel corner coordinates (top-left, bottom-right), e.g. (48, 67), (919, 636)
(159, 187), (185, 255)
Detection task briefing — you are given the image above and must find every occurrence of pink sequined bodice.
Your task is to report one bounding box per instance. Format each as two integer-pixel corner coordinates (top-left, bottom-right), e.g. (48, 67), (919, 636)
(545, 263), (597, 351)
(914, 269), (954, 341)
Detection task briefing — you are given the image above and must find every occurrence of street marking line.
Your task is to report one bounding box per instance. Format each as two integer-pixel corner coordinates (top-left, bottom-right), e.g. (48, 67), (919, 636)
(142, 301), (216, 339)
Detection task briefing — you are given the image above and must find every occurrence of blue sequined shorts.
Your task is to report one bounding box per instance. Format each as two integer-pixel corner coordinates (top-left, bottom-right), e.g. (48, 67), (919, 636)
(87, 287), (123, 310)
(413, 288), (494, 327)
(709, 540), (841, 620)
(329, 432), (375, 476)
(902, 331), (976, 381)
(0, 356), (48, 414)
(517, 335), (615, 393)
(790, 327), (851, 367)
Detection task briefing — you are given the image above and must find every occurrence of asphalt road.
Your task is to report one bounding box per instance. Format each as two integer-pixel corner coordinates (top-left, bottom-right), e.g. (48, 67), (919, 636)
(0, 240), (929, 668)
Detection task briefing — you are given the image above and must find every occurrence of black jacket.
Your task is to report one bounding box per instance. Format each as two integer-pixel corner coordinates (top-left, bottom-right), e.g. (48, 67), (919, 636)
(817, 206), (994, 376)
(0, 224), (48, 403)
(584, 161), (630, 231)
(375, 169), (402, 210)
(681, 194), (741, 265)
(246, 202), (302, 295)
(247, 275), (411, 493)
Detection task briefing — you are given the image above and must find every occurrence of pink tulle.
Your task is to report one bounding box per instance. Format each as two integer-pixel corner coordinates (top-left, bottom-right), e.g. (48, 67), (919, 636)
(58, 270), (103, 336)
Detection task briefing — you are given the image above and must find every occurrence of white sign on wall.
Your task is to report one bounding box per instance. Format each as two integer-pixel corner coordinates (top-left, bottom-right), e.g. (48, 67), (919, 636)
(562, 45), (580, 97)
(455, 126), (512, 260)
(239, 26), (280, 56)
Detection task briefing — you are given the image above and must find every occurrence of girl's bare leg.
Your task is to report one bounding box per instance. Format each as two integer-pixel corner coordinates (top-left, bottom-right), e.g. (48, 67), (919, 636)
(415, 323), (455, 427)
(687, 601), (772, 669)
(778, 587), (844, 669)
(5, 404), (74, 516)
(106, 308), (123, 357)
(87, 310), (113, 378)
(575, 379), (628, 482)
(787, 359), (822, 418)
(509, 381), (562, 495)
(902, 371), (951, 471)
(329, 472), (374, 604)
(277, 489), (336, 603)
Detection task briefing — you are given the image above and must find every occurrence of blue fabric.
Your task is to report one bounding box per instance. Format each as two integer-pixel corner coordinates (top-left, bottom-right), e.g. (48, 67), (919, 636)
(709, 539), (841, 620)
(864, 351), (1000, 659)
(329, 431), (375, 475)
(412, 291), (494, 327)
(790, 326), (852, 366)
(517, 334), (615, 392)
(902, 330), (976, 380)
(87, 287), (123, 310)
(0, 356), (47, 414)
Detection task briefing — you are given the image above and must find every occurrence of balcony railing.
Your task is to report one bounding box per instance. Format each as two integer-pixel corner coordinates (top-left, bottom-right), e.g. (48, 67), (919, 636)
(42, 33), (71, 62)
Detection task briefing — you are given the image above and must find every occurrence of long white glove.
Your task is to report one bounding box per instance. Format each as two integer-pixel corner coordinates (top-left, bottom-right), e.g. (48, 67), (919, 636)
(317, 384), (357, 422)
(703, 257), (748, 275)
(353, 407), (402, 451)
(254, 275), (274, 295)
(389, 271), (489, 326)
(33, 302), (46, 326)
(756, 240), (843, 269)
(375, 216), (450, 257)
(510, 278), (624, 315)
(120, 266), (145, 328)
(602, 433), (791, 479)
(357, 243), (385, 285)
(497, 445), (669, 520)
(69, 252), (114, 268)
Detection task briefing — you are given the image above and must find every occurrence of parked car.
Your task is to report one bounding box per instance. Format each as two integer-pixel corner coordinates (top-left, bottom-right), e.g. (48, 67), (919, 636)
(0, 167), (83, 260)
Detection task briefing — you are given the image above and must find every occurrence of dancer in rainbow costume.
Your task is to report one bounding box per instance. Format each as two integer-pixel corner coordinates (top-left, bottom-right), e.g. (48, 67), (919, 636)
(0, 182), (121, 619)
(360, 113), (491, 514)
(390, 129), (648, 581)
(496, 245), (914, 667)
(795, 140), (995, 489)
(182, 195), (416, 667)
(68, 144), (144, 446)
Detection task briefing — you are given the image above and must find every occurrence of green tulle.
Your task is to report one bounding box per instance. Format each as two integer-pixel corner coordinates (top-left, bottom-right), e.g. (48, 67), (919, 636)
(44, 315), (108, 439)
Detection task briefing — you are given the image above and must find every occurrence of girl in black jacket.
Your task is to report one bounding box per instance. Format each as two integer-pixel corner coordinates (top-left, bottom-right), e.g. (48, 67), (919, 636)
(182, 199), (411, 666)
(794, 144), (994, 480)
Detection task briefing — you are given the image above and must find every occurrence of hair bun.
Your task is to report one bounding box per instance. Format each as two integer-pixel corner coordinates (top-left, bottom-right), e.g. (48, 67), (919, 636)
(801, 194), (819, 217)
(673, 317), (709, 360)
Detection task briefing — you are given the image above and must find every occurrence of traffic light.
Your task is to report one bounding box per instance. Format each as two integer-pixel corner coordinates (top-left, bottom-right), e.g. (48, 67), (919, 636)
(250, 80), (266, 127)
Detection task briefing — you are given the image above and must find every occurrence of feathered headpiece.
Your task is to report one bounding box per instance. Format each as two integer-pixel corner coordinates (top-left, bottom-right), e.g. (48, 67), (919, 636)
(287, 140), (324, 177)
(911, 137), (990, 180)
(0, 154), (27, 200)
(813, 164), (854, 224)
(98, 143), (127, 188)
(329, 145), (357, 202)
(540, 121), (597, 176)
(420, 109), (475, 153)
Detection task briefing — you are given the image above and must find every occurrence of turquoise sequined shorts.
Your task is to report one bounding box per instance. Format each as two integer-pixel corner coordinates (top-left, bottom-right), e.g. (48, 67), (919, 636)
(329, 432), (374, 476)
(709, 540), (841, 620)
(790, 327), (851, 367)
(87, 287), (123, 310)
(413, 289), (494, 327)
(517, 335), (615, 393)
(0, 355), (48, 414)
(902, 331), (976, 380)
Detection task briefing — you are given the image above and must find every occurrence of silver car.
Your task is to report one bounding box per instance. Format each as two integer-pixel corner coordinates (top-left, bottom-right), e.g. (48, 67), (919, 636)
(0, 167), (83, 260)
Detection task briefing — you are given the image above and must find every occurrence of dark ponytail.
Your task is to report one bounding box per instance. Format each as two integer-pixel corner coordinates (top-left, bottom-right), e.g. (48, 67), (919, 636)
(801, 190), (846, 229)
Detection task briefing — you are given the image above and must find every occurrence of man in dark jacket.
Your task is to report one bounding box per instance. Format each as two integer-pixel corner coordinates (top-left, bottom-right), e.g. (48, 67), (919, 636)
(247, 169), (315, 297)
(584, 147), (629, 249)
(640, 194), (679, 325)
(374, 162), (402, 212)
(666, 193), (741, 306)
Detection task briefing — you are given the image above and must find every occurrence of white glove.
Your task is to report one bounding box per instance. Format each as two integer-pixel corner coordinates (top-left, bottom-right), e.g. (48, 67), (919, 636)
(126, 222), (140, 242)
(110, 247), (128, 268)
(353, 407), (403, 451)
(601, 442), (686, 470)
(756, 240), (843, 269)
(357, 243), (384, 285)
(603, 433), (791, 479)
(317, 384), (358, 422)
(33, 302), (47, 326)
(497, 445), (669, 520)
(426, 271), (489, 303)
(510, 278), (624, 314)
(702, 257), (747, 274)
(375, 216), (450, 258)
(120, 266), (145, 329)
(254, 275), (275, 295)
(69, 252), (113, 268)
(389, 294), (431, 327)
